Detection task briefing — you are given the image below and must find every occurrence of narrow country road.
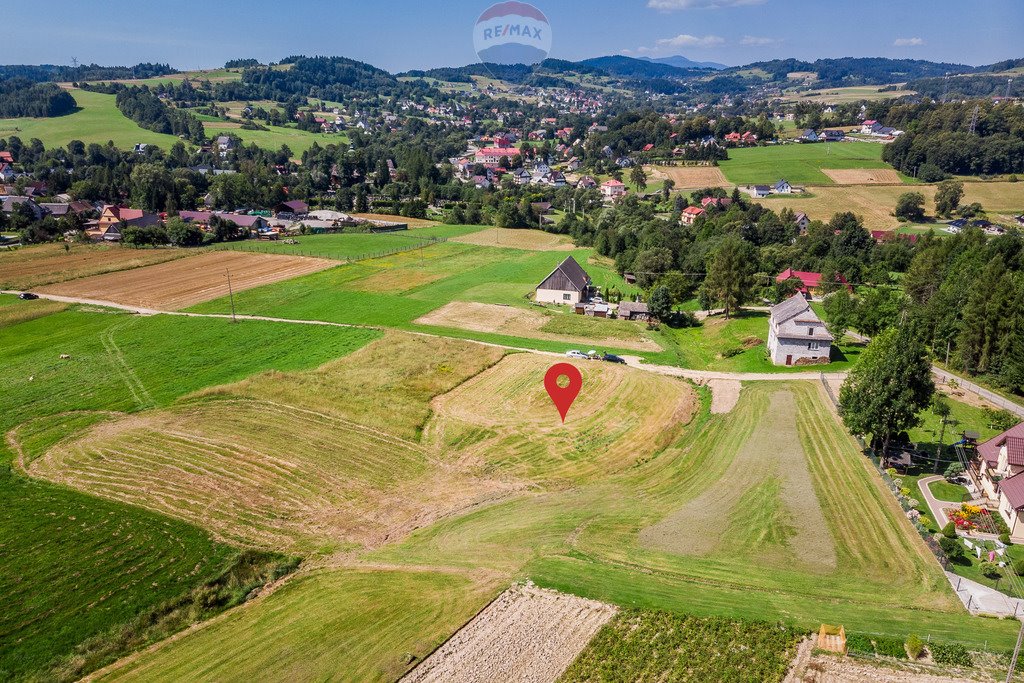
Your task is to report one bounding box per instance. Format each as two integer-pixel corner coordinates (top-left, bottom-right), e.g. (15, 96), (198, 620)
(917, 475), (953, 529)
(3, 290), (843, 383)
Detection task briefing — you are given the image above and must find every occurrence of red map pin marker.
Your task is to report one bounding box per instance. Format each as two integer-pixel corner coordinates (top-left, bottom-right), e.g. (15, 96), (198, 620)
(544, 363), (583, 424)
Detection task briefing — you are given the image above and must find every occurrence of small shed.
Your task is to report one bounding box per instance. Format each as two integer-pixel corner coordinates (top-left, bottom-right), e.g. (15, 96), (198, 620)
(817, 624), (846, 654)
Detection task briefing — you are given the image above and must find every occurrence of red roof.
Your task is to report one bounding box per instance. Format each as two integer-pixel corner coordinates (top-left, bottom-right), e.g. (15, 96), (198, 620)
(776, 268), (852, 293)
(863, 119), (877, 125)
(682, 206), (705, 216)
(1001, 469), (1024, 509)
(602, 179), (624, 187)
(979, 423), (1024, 467)
(642, 143), (655, 152)
(476, 147), (521, 156)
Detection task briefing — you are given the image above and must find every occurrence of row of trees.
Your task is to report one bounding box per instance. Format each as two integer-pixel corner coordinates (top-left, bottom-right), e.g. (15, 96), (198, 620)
(0, 79), (77, 118)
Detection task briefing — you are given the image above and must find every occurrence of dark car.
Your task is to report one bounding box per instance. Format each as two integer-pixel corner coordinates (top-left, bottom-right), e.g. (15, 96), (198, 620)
(19, 292), (39, 300)
(602, 353), (626, 364)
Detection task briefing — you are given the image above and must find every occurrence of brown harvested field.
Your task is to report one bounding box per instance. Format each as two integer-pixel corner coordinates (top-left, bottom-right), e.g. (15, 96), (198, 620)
(786, 639), (988, 683)
(351, 212), (437, 228)
(822, 168), (903, 184)
(400, 584), (616, 683)
(0, 243), (187, 290)
(758, 181), (1023, 232)
(452, 228), (574, 251)
(641, 389), (837, 571)
(647, 165), (729, 188)
(706, 379), (741, 414)
(36, 250), (335, 310)
(415, 301), (661, 352)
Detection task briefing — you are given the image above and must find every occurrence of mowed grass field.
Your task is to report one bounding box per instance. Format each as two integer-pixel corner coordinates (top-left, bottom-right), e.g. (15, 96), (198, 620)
(102, 380), (1019, 680)
(718, 141), (903, 186)
(0, 89), (182, 151)
(0, 297), (381, 680)
(202, 122), (348, 157)
(756, 180), (1024, 232)
(215, 231), (468, 262)
(188, 241), (654, 356)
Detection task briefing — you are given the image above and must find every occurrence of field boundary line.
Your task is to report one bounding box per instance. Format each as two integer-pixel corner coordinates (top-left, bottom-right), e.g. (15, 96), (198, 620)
(100, 320), (154, 409)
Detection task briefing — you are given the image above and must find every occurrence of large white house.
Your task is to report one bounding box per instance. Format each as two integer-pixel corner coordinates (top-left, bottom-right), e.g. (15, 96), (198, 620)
(767, 294), (833, 366)
(535, 256), (592, 305)
(975, 422), (1024, 541)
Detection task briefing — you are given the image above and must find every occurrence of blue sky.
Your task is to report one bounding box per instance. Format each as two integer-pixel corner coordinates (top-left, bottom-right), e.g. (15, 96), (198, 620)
(4, 0), (1020, 72)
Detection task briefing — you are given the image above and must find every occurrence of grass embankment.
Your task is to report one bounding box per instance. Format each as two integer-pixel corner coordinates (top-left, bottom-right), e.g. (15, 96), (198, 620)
(0, 298), (379, 680)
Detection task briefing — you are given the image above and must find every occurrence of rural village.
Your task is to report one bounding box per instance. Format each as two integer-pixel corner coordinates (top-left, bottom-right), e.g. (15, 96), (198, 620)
(3, 2), (1024, 682)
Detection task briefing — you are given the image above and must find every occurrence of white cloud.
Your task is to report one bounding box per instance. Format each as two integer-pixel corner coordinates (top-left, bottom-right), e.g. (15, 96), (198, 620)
(632, 33), (726, 54)
(648, 0), (766, 9)
(740, 35), (782, 46)
(894, 37), (925, 46)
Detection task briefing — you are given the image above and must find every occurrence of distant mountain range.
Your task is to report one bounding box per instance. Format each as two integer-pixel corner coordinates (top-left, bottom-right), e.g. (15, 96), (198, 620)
(639, 55), (728, 71)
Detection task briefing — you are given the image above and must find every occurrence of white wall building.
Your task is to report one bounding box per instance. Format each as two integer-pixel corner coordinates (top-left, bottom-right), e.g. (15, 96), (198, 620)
(767, 294), (833, 366)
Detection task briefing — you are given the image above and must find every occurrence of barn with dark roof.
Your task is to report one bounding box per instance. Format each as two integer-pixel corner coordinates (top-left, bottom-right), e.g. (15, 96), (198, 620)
(535, 256), (592, 305)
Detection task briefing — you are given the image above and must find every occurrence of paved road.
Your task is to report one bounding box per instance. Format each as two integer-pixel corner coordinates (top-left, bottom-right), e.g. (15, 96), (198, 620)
(917, 475), (954, 529)
(945, 571), (1024, 617)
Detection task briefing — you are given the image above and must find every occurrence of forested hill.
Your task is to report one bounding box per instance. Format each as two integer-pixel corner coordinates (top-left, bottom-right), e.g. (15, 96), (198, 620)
(235, 56), (400, 100)
(0, 63), (176, 83)
(737, 57), (975, 86)
(0, 79), (77, 118)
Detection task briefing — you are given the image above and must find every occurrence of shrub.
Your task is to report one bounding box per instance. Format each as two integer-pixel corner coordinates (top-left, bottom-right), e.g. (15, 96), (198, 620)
(931, 642), (972, 667)
(874, 635), (908, 659)
(1000, 533), (1012, 546)
(845, 633), (874, 654)
(939, 536), (966, 562)
(980, 562), (1001, 579)
(1013, 558), (1024, 577)
(944, 462), (965, 482)
(942, 522), (957, 539)
(906, 498), (920, 509)
(906, 634), (925, 659)
(899, 486), (911, 498)
(885, 467), (898, 477)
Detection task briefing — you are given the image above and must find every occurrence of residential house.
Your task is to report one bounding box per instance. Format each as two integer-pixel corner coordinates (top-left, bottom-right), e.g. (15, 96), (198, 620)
(178, 210), (215, 229)
(614, 156), (634, 168)
(565, 158), (581, 172)
(774, 179), (793, 194)
(535, 255), (592, 305)
(975, 422), (1024, 542)
(577, 176), (597, 190)
(861, 120), (881, 135)
(85, 204), (159, 241)
(475, 147), (522, 165)
(741, 131), (758, 145)
(776, 267), (852, 299)
(618, 301), (651, 322)
(512, 168), (532, 185)
(746, 185), (771, 198)
(946, 218), (968, 234)
(600, 179), (626, 201)
(767, 294), (833, 366)
(701, 197), (733, 210)
(681, 206), (706, 225)
(801, 130), (820, 143)
(0, 151), (13, 164)
(0, 163), (15, 182)
(724, 132), (742, 144)
(543, 171), (566, 188)
(2, 196), (43, 220)
(794, 212), (810, 234)
(822, 129), (845, 142)
(216, 136), (237, 157)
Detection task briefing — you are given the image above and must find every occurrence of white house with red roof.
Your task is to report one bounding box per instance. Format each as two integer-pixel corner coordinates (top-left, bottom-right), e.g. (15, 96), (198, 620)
(680, 206), (705, 225)
(975, 422), (1024, 541)
(861, 120), (881, 135)
(600, 179), (626, 200)
(474, 147), (522, 165)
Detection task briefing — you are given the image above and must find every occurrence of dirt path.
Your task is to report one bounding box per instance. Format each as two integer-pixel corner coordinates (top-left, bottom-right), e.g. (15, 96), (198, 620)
(706, 379), (742, 414)
(1, 289), (846, 384)
(400, 583), (616, 683)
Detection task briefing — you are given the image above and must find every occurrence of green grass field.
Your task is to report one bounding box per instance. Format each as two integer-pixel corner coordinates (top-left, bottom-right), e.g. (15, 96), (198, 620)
(214, 232), (449, 261)
(718, 142), (899, 186)
(203, 122), (349, 157)
(0, 89), (183, 151)
(0, 298), (380, 680)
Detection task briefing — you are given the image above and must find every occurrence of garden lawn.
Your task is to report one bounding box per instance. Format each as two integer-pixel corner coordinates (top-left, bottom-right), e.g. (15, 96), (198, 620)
(649, 310), (864, 372)
(0, 89), (183, 151)
(718, 142), (897, 186)
(929, 479), (969, 503)
(0, 300), (379, 680)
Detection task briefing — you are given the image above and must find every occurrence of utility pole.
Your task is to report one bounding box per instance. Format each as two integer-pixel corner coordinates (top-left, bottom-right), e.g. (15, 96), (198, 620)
(969, 104), (980, 135)
(226, 269), (237, 323)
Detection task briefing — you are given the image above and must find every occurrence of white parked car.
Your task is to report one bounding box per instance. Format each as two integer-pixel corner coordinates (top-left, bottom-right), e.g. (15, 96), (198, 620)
(565, 350), (588, 359)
